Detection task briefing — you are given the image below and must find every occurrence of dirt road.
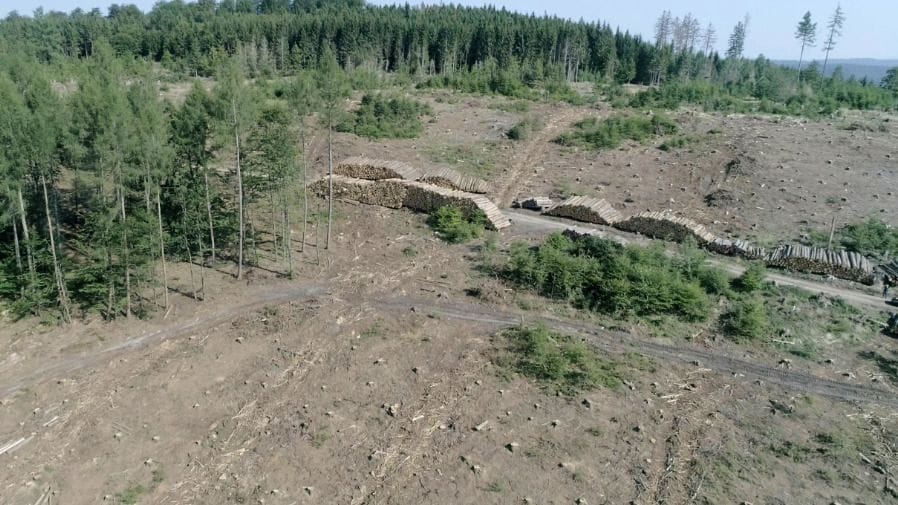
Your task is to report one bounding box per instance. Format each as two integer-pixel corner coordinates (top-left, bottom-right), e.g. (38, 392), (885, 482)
(376, 297), (898, 408)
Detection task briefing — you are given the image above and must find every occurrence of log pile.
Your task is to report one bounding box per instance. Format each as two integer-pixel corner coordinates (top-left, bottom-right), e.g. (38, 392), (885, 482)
(880, 260), (898, 279)
(706, 238), (767, 259)
(764, 245), (874, 284)
(402, 181), (511, 230)
(543, 196), (623, 226)
(514, 196), (554, 211)
(419, 167), (492, 194)
(309, 175), (407, 209)
(335, 156), (422, 181)
(615, 212), (717, 244)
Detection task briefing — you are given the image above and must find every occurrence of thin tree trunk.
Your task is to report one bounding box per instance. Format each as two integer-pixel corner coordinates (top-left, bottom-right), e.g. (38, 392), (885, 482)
(11, 214), (22, 272)
(156, 189), (169, 309)
(284, 202), (293, 278)
(797, 43), (805, 85)
(325, 122), (333, 250)
(17, 187), (36, 282)
(315, 199), (322, 266)
(204, 169), (216, 264)
(822, 50), (830, 76)
(120, 188), (132, 318)
(41, 175), (71, 323)
(300, 122), (307, 253)
(234, 101), (245, 279)
(184, 235), (198, 301)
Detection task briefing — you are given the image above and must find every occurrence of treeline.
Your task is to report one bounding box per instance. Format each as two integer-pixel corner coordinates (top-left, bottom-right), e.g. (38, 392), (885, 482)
(3, 1), (894, 115)
(0, 44), (350, 321)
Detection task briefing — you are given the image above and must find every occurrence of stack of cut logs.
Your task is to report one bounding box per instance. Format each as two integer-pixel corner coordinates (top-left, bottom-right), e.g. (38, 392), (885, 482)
(403, 181), (511, 230)
(310, 175), (407, 209)
(335, 157), (422, 181)
(765, 245), (874, 284)
(706, 238), (767, 259)
(516, 196), (554, 211)
(615, 212), (717, 244)
(544, 196), (624, 226)
(419, 167), (492, 194)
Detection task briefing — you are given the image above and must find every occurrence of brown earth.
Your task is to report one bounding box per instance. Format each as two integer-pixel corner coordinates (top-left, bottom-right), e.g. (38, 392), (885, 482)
(3, 90), (898, 505)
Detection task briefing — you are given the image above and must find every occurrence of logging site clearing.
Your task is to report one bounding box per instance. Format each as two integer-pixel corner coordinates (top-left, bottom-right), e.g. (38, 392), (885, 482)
(3, 86), (898, 505)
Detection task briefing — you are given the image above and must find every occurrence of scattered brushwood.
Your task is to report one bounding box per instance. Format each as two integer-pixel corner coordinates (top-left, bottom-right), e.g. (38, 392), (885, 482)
(543, 196), (623, 225)
(335, 157), (422, 181)
(706, 238), (767, 259)
(513, 196), (554, 211)
(615, 211), (717, 244)
(403, 180), (511, 230)
(704, 189), (737, 208)
(310, 175), (407, 209)
(419, 167), (492, 194)
(764, 244), (874, 284)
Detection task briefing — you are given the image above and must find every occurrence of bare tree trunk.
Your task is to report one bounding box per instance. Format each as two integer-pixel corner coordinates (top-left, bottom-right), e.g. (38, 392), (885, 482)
(315, 199), (322, 266)
(204, 169), (216, 264)
(325, 122), (333, 250)
(234, 101), (245, 279)
(156, 189), (169, 309)
(119, 188), (132, 318)
(11, 214), (22, 272)
(41, 175), (71, 323)
(797, 43), (806, 86)
(300, 123), (307, 253)
(17, 187), (35, 282)
(284, 203), (293, 278)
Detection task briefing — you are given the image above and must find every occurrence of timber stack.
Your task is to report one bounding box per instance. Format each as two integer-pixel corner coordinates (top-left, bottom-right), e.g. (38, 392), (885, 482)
(513, 196), (554, 211)
(706, 238), (767, 259)
(543, 196), (623, 226)
(335, 157), (422, 181)
(880, 260), (898, 279)
(402, 181), (511, 230)
(310, 175), (408, 209)
(615, 211), (717, 245)
(419, 167), (492, 194)
(764, 245), (874, 284)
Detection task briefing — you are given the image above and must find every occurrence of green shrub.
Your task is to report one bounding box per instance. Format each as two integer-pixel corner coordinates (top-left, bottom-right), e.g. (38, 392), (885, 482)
(428, 206), (487, 244)
(499, 325), (627, 394)
(338, 93), (431, 139)
(720, 296), (769, 341)
(837, 218), (898, 257)
(507, 116), (542, 140)
(554, 113), (677, 151)
(503, 232), (715, 322)
(733, 263), (766, 293)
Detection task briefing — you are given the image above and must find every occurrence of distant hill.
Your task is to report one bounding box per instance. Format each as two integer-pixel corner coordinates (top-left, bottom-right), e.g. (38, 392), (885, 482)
(774, 58), (898, 83)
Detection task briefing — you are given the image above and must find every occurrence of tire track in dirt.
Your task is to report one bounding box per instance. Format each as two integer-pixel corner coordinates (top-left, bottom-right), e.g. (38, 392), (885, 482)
(0, 284), (326, 399)
(495, 107), (586, 207)
(376, 298), (898, 409)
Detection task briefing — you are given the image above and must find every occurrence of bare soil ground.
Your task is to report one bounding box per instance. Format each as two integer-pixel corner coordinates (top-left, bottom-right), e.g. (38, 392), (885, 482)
(3, 90), (898, 504)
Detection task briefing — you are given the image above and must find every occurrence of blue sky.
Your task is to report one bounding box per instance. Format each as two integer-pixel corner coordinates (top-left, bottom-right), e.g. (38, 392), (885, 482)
(5, 0), (897, 59)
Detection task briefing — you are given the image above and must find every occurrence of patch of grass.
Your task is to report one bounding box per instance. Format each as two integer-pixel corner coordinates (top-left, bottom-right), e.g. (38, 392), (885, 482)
(585, 427), (603, 437)
(488, 100), (530, 113)
(554, 113), (677, 151)
(769, 440), (812, 463)
(859, 350), (898, 385)
(362, 320), (385, 339)
(312, 429), (331, 448)
(402, 245), (418, 257)
(337, 93), (432, 139)
(658, 134), (694, 151)
(428, 206), (487, 244)
(497, 325), (637, 394)
(116, 485), (147, 505)
(422, 142), (500, 179)
(485, 481), (503, 492)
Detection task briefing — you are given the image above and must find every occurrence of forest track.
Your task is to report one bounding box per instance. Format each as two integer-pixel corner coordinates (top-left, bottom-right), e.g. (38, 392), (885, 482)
(376, 297), (898, 409)
(0, 284), (326, 399)
(495, 107), (586, 207)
